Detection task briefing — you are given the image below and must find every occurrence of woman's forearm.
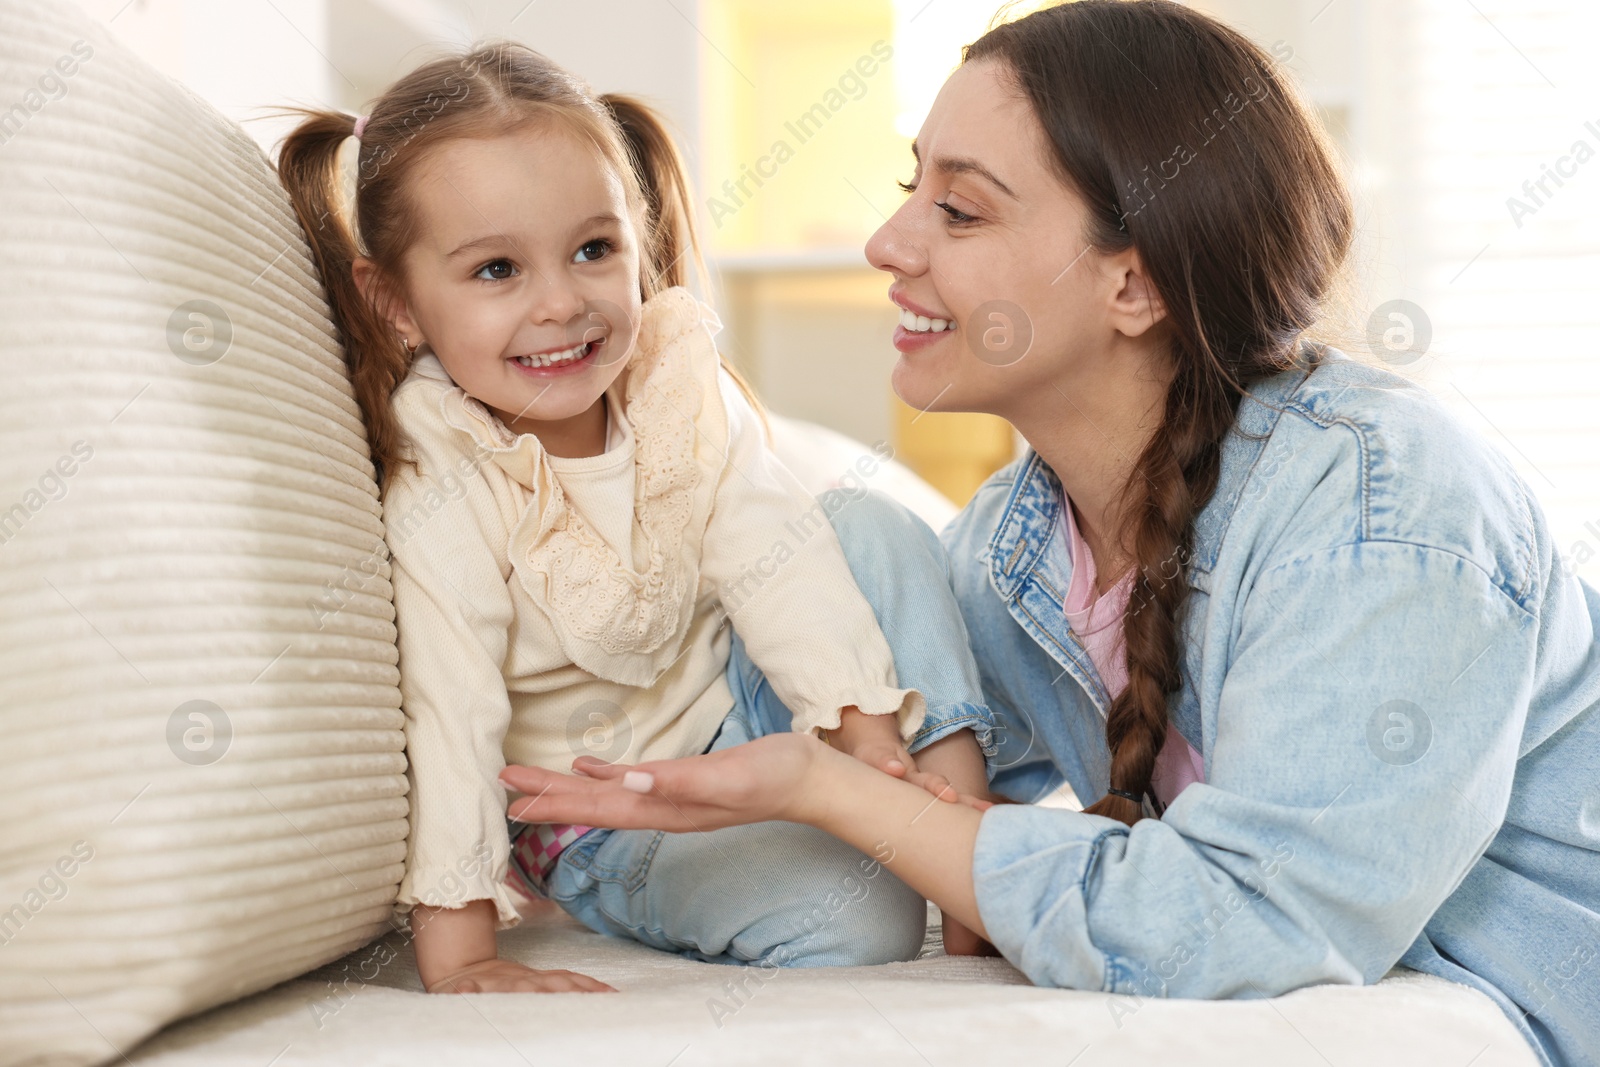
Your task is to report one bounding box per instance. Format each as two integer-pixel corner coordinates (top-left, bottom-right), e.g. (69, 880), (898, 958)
(801, 744), (989, 937)
(499, 734), (992, 936)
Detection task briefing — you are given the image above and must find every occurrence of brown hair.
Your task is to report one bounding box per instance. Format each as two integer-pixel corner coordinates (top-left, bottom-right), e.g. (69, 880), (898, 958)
(966, 1), (1353, 825)
(273, 40), (747, 490)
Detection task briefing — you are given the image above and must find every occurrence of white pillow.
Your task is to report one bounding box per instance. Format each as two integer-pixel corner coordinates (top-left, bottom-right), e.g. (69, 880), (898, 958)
(765, 413), (958, 532)
(0, 1), (408, 1062)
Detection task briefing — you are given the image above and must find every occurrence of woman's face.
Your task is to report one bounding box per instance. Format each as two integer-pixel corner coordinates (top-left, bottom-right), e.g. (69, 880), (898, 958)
(866, 59), (1162, 418)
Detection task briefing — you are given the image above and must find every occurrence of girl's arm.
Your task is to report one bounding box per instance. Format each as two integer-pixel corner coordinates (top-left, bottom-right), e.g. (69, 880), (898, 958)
(383, 394), (613, 993)
(411, 901), (500, 990)
(385, 464), (523, 930)
(501, 733), (992, 937)
(696, 367), (925, 745)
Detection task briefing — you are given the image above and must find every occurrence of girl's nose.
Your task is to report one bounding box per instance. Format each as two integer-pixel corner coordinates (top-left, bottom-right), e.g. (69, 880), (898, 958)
(866, 205), (928, 280)
(527, 277), (585, 327)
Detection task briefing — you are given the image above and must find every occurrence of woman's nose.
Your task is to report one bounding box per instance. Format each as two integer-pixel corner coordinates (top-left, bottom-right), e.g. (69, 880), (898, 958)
(866, 204), (928, 279)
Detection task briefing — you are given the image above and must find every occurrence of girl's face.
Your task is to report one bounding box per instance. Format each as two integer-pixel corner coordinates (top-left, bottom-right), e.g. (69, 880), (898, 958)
(383, 121), (643, 437)
(865, 59), (1166, 419)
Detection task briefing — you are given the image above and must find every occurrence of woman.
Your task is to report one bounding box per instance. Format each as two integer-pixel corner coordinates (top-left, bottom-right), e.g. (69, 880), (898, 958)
(498, 3), (1600, 1063)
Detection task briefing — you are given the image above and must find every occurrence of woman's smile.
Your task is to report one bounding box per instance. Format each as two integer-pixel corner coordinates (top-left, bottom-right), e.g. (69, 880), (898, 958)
(891, 292), (957, 353)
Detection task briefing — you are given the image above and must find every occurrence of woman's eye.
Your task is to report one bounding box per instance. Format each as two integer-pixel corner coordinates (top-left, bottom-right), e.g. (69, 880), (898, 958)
(935, 200), (976, 224)
(573, 239), (612, 263)
(896, 179), (917, 194)
(474, 259), (516, 282)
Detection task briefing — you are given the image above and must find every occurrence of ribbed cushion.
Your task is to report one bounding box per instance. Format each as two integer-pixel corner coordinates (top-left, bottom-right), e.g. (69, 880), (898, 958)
(0, 2), (408, 1064)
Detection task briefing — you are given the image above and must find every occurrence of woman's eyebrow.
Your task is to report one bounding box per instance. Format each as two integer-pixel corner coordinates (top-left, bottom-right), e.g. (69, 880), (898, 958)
(911, 139), (1018, 199)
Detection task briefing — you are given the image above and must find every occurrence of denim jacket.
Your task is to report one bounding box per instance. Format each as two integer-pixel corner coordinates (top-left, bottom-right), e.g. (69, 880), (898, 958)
(941, 346), (1600, 1067)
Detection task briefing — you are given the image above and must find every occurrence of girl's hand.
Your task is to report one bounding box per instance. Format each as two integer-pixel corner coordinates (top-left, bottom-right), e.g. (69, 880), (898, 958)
(843, 737), (962, 805)
(826, 707), (959, 806)
(425, 957), (616, 994)
(500, 731), (826, 831)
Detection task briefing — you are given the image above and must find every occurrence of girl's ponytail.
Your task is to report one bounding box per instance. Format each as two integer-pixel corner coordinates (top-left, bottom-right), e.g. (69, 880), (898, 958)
(601, 94), (702, 296)
(601, 93), (766, 424)
(275, 109), (413, 490)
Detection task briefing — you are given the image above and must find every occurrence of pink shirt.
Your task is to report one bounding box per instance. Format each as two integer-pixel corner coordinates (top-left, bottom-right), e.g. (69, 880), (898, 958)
(1059, 496), (1205, 810)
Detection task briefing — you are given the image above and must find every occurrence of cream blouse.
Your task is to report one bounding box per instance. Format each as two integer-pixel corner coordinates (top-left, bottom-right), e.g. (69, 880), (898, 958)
(382, 287), (926, 929)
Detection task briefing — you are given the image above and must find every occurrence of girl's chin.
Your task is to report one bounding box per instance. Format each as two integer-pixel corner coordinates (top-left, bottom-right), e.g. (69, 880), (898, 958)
(490, 388), (606, 432)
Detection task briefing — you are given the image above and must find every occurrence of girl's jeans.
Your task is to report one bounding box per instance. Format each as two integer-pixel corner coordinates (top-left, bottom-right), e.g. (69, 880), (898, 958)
(510, 488), (996, 968)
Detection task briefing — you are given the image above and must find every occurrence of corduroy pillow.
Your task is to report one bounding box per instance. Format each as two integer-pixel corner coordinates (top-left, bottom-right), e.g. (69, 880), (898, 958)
(0, 2), (409, 1063)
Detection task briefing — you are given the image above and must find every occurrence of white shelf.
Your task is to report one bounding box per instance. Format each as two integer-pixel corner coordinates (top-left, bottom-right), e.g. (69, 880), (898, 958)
(710, 247), (874, 274)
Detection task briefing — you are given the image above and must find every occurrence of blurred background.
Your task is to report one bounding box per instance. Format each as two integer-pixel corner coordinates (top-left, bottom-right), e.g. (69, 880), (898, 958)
(85, 0), (1600, 582)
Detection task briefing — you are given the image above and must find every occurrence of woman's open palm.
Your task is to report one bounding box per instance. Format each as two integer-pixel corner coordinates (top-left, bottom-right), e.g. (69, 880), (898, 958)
(499, 731), (823, 832)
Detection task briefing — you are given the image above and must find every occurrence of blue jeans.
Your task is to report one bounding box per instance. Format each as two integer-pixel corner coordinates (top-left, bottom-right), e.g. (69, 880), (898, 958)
(527, 488), (995, 967)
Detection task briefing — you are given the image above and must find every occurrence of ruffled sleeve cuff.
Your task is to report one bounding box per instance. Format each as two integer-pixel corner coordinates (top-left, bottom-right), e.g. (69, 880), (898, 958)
(791, 685), (928, 744)
(394, 866), (524, 933)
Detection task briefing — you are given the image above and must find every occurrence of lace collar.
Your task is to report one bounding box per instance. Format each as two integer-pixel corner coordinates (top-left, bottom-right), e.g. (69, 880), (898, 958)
(403, 287), (727, 686)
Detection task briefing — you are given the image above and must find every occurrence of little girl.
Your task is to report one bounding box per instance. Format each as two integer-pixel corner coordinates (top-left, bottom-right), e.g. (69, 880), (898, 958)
(276, 41), (996, 994)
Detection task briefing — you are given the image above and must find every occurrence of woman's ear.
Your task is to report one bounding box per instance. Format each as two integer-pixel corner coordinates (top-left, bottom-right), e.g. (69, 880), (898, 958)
(352, 257), (422, 345)
(1104, 248), (1168, 339)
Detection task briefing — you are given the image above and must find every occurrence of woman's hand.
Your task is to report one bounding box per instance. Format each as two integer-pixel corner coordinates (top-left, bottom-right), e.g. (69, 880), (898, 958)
(504, 734), (996, 941)
(500, 731), (827, 831)
(425, 957), (615, 994)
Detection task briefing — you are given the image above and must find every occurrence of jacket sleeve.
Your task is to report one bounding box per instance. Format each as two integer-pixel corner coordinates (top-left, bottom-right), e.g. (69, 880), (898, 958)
(971, 542), (1534, 998)
(384, 418), (525, 931)
(697, 370), (926, 740)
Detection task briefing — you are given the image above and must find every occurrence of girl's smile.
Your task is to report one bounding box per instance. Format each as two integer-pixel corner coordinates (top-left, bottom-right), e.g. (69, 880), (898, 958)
(508, 336), (602, 376)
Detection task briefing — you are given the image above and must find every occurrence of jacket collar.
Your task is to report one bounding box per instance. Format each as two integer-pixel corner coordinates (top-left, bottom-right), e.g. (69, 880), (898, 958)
(986, 346), (1327, 600)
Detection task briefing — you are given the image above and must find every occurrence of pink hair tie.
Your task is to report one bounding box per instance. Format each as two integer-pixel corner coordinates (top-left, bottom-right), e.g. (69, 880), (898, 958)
(352, 114), (368, 141)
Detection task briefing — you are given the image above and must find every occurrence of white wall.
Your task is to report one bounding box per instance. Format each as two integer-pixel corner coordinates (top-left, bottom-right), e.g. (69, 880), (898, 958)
(1200, 0), (1600, 583)
(89, 0), (699, 166)
(85, 0), (336, 153)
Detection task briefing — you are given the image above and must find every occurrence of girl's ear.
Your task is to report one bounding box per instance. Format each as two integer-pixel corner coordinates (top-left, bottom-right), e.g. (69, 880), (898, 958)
(353, 256), (423, 346)
(1104, 248), (1168, 338)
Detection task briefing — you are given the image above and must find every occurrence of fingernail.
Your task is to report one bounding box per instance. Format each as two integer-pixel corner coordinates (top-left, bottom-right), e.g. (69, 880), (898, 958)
(622, 771), (654, 794)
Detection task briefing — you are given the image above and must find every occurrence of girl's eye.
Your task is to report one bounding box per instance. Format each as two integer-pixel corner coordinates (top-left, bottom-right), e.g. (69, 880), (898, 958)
(935, 200), (976, 224)
(573, 238), (613, 264)
(896, 179), (917, 194)
(474, 259), (516, 282)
